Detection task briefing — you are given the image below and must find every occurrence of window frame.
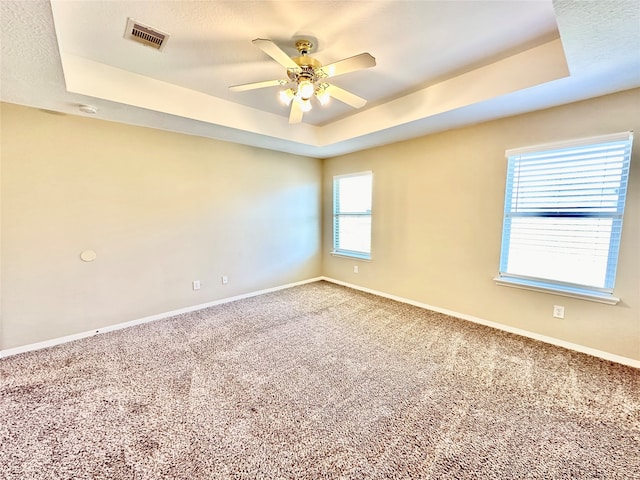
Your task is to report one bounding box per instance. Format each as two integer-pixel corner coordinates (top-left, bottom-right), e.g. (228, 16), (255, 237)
(495, 132), (633, 305)
(332, 171), (373, 261)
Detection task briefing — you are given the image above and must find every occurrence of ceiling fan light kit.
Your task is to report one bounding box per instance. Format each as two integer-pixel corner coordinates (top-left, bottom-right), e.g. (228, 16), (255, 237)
(229, 38), (376, 124)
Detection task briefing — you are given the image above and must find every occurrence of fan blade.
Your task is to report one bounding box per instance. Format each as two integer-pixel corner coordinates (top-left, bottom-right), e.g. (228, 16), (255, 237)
(229, 79), (287, 92)
(289, 100), (303, 124)
(325, 84), (367, 109)
(318, 53), (376, 78)
(253, 38), (299, 69)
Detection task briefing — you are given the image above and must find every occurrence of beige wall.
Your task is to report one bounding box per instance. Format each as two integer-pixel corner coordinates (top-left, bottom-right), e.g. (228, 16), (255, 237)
(2, 90), (639, 361)
(323, 89), (640, 361)
(1, 103), (322, 349)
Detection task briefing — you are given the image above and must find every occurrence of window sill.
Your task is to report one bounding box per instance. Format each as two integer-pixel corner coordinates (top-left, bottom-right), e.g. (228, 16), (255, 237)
(494, 276), (620, 305)
(331, 251), (372, 261)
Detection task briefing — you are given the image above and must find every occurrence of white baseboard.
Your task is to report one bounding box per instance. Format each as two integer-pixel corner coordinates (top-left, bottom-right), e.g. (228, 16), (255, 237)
(0, 277), (324, 359)
(321, 277), (640, 369)
(3, 275), (637, 369)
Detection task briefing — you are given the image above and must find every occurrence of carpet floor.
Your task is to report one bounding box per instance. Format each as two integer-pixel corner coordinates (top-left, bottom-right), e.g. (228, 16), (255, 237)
(1, 281), (638, 479)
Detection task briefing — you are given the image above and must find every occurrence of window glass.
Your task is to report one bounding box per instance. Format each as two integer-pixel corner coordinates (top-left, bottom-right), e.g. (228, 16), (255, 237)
(497, 132), (632, 302)
(333, 172), (373, 259)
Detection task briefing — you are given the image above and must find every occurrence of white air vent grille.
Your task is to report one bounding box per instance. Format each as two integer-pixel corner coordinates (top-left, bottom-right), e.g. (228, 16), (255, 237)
(124, 18), (169, 51)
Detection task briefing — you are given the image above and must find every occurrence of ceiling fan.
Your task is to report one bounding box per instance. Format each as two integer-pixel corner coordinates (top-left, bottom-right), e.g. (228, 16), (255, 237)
(229, 38), (376, 124)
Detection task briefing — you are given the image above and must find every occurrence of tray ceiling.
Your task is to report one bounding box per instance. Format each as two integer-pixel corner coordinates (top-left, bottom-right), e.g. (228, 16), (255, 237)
(1, 1), (639, 157)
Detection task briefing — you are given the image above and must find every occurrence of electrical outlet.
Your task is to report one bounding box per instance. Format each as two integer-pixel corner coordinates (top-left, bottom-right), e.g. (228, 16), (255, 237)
(353, 265), (359, 273)
(192, 280), (201, 291)
(221, 275), (228, 285)
(553, 305), (565, 319)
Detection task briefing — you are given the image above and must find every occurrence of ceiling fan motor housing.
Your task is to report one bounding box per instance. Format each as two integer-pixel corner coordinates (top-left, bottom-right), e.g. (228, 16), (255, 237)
(288, 57), (322, 99)
(288, 64), (318, 82)
(287, 39), (323, 98)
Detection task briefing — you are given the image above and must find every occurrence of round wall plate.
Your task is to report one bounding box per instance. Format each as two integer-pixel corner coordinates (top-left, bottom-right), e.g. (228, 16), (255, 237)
(80, 249), (97, 262)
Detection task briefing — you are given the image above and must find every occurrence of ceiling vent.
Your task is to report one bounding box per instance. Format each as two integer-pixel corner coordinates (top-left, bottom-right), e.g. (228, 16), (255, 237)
(124, 18), (169, 51)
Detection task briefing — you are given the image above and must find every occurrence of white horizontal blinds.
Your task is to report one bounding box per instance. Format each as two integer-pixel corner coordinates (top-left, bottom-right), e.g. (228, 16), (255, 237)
(509, 142), (630, 214)
(500, 132), (632, 292)
(333, 172), (373, 257)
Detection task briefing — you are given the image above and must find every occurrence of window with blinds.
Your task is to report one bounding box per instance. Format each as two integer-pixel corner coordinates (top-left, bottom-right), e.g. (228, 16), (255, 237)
(333, 171), (373, 260)
(496, 132), (633, 304)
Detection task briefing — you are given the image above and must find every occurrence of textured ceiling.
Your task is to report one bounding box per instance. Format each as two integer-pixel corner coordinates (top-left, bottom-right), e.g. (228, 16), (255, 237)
(1, 1), (639, 158)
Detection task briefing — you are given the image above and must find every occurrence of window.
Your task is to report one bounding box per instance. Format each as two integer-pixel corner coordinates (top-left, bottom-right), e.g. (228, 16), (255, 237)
(496, 132), (633, 304)
(333, 171), (373, 260)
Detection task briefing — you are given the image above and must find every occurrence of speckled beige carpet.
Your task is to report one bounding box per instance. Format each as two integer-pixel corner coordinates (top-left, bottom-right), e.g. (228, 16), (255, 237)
(1, 281), (639, 479)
